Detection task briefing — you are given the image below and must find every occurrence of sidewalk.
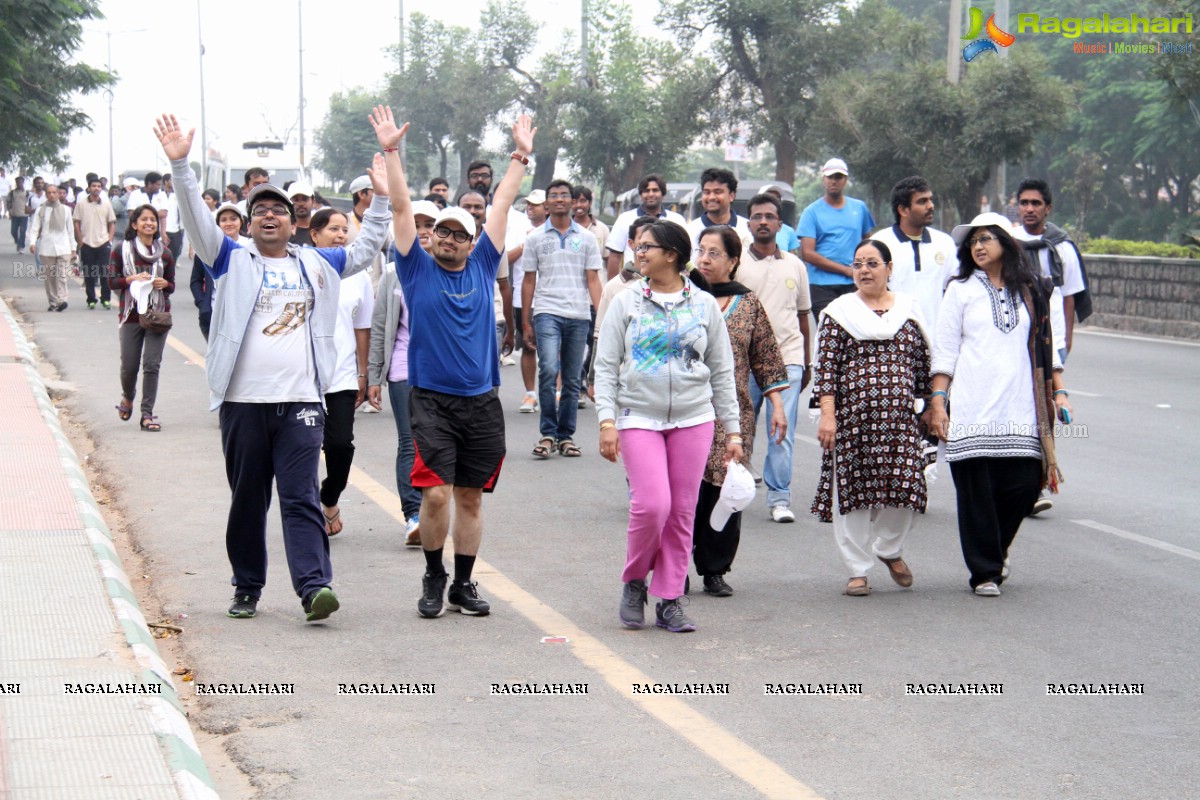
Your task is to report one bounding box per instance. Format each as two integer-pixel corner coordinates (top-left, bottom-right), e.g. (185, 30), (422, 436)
(0, 299), (217, 799)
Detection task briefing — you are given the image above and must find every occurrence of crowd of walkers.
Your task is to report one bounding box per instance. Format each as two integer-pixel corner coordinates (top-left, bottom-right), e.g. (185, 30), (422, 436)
(10, 105), (1087, 630)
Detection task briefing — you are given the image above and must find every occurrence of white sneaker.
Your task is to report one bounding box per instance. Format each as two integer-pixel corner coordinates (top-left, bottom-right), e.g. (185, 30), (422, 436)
(974, 581), (1001, 597)
(770, 506), (795, 523)
(1030, 496), (1053, 516)
(577, 396), (587, 409)
(518, 394), (537, 413)
(501, 354), (516, 366)
(359, 403), (380, 414)
(404, 516), (421, 547)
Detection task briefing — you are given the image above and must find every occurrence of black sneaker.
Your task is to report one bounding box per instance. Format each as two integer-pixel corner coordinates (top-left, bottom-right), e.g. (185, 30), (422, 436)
(447, 580), (490, 616)
(619, 579), (647, 628)
(227, 594), (258, 619)
(655, 598), (696, 633)
(702, 575), (733, 597)
(418, 571), (448, 618)
(302, 586), (340, 621)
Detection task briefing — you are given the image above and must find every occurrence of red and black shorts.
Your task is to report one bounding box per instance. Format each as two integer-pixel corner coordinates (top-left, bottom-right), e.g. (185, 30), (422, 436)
(410, 387), (506, 492)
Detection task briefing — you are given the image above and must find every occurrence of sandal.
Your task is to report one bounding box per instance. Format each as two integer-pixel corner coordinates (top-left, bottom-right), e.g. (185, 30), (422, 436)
(878, 556), (913, 587)
(557, 439), (581, 457)
(323, 505), (343, 536)
(844, 577), (870, 597)
(115, 399), (133, 421)
(532, 437), (555, 459)
(140, 415), (161, 432)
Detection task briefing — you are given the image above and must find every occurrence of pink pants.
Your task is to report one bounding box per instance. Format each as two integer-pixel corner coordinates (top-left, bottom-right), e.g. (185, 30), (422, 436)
(619, 423), (714, 600)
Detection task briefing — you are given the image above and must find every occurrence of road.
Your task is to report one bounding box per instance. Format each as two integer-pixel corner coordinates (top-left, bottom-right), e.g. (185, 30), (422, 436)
(3, 245), (1198, 800)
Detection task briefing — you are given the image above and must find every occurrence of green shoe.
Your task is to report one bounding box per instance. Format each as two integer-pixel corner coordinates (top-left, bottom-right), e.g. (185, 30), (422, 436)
(303, 586), (340, 621)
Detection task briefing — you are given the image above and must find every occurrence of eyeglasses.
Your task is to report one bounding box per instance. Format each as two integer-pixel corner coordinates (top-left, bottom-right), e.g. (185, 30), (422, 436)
(634, 243), (666, 254)
(546, 192), (573, 200)
(467, 171), (492, 180)
(696, 248), (727, 260)
(851, 259), (887, 270)
(434, 225), (471, 243)
(968, 234), (999, 247)
(749, 213), (779, 222)
(251, 205), (290, 218)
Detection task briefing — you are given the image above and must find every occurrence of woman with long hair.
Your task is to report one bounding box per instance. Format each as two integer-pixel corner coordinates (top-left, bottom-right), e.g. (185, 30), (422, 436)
(308, 207), (374, 536)
(813, 239), (932, 597)
(593, 220), (741, 633)
(927, 213), (1073, 596)
(109, 204), (175, 431)
(690, 226), (788, 596)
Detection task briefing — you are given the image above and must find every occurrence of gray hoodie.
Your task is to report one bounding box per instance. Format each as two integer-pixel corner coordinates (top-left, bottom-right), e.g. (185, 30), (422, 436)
(593, 278), (739, 433)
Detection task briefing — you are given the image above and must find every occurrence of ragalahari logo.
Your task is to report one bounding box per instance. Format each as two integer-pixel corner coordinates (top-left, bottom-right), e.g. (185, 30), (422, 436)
(962, 7), (1015, 61)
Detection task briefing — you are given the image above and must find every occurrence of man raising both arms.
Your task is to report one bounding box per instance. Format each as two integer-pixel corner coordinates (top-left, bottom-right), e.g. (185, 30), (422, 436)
(372, 105), (536, 619)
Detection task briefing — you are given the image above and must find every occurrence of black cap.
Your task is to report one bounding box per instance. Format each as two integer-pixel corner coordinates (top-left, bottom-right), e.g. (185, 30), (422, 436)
(245, 183), (295, 220)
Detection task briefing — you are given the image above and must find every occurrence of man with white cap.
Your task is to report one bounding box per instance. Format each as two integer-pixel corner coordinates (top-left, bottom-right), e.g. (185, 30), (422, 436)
(799, 157), (876, 320)
(287, 181), (319, 246)
(153, 112), (393, 623)
(115, 176), (139, 238)
(372, 104), (535, 620)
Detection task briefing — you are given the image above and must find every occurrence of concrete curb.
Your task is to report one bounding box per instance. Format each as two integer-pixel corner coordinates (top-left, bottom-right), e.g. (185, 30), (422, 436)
(0, 300), (220, 800)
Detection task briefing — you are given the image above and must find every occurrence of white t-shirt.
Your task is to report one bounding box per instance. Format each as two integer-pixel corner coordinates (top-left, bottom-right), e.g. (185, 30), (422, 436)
(871, 224), (958, 333)
(329, 271), (374, 394)
(508, 222), (536, 309)
(225, 256), (319, 403)
(1012, 228), (1084, 354)
(606, 208), (687, 263)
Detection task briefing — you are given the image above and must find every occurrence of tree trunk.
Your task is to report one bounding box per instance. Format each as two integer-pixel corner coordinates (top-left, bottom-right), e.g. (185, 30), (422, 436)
(532, 152), (557, 191)
(437, 140), (449, 183)
(773, 134), (797, 185)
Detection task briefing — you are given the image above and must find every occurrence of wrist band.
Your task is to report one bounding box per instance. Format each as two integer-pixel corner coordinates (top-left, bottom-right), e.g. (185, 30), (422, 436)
(599, 422), (616, 431)
(930, 390), (948, 400)
(383, 147), (399, 153)
(510, 151), (530, 166)
(1054, 389), (1069, 398)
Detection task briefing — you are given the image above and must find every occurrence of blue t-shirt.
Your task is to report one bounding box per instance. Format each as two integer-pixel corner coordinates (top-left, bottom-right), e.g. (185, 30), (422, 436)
(797, 197), (875, 286)
(776, 222), (799, 253)
(393, 232), (502, 396)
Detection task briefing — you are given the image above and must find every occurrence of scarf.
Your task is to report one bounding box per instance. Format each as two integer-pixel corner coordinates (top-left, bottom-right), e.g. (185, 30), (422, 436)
(120, 237), (165, 323)
(708, 280), (752, 298)
(1020, 277), (1063, 493)
(820, 291), (931, 349)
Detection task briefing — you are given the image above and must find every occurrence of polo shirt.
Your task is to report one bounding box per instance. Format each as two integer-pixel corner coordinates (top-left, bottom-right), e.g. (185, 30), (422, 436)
(72, 196), (116, 247)
(871, 223), (957, 332)
(523, 219), (602, 320)
(797, 196), (875, 286)
(686, 212), (752, 251)
(739, 245), (812, 366)
(606, 206), (687, 260)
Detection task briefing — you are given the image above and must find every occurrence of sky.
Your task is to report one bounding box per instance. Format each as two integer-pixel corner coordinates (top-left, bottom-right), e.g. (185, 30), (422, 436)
(63, 0), (654, 185)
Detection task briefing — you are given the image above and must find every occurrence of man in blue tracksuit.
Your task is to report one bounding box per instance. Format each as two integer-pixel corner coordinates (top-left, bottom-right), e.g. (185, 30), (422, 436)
(155, 113), (392, 622)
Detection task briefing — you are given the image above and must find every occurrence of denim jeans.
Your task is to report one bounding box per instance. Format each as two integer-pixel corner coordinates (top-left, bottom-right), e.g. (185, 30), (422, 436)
(750, 363), (806, 509)
(387, 379), (422, 520)
(533, 313), (589, 441)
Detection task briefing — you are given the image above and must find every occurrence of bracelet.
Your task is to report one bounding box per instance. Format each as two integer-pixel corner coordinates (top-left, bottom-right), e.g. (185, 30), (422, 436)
(929, 390), (948, 400)
(510, 151), (530, 166)
(357, 373), (366, 379)
(1054, 389), (1069, 398)
(383, 147), (399, 153)
(727, 435), (744, 443)
(599, 422), (616, 431)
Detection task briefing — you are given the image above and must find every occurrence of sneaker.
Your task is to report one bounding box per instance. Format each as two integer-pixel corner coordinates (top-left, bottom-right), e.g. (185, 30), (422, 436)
(655, 598), (696, 633)
(87, 300), (96, 310)
(1030, 496), (1053, 516)
(770, 506), (796, 523)
(702, 574), (733, 597)
(359, 403), (380, 413)
(577, 396), (587, 409)
(447, 580), (491, 616)
(227, 594), (258, 619)
(619, 579), (647, 628)
(404, 516), (421, 547)
(518, 394), (537, 413)
(100, 300), (111, 310)
(303, 586), (340, 621)
(974, 581), (1001, 597)
(418, 571), (448, 618)
(500, 354), (516, 366)
(55, 302), (68, 312)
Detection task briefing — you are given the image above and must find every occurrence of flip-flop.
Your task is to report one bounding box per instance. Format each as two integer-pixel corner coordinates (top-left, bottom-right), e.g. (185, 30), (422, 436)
(115, 399), (133, 421)
(140, 415), (161, 432)
(323, 505), (343, 536)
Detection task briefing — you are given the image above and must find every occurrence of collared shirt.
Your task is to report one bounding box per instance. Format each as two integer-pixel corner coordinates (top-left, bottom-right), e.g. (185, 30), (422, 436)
(523, 219), (602, 321)
(871, 223), (957, 332)
(686, 212), (752, 251)
(73, 196), (116, 247)
(606, 206), (687, 260)
(582, 216), (610, 253)
(739, 245), (812, 366)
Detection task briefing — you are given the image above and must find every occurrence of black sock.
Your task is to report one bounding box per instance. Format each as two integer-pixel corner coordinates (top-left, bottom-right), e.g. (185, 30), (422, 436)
(453, 553), (476, 584)
(423, 547), (445, 576)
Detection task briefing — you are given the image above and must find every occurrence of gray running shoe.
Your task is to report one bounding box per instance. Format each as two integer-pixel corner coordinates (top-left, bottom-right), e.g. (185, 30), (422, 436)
(619, 579), (647, 629)
(655, 598), (697, 632)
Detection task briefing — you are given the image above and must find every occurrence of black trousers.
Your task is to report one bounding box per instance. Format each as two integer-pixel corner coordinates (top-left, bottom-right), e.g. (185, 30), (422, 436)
(949, 457), (1042, 588)
(320, 389), (358, 508)
(692, 479), (741, 577)
(809, 283), (855, 321)
(80, 243), (111, 303)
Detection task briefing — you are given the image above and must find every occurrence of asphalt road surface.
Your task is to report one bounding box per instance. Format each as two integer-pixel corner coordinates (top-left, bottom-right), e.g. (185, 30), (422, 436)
(3, 245), (1197, 800)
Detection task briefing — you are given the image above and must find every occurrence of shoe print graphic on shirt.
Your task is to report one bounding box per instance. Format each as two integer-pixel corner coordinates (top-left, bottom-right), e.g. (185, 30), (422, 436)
(262, 300), (309, 336)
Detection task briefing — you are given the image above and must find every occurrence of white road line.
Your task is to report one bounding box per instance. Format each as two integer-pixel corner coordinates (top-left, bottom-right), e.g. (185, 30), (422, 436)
(1076, 329), (1200, 348)
(1072, 519), (1200, 563)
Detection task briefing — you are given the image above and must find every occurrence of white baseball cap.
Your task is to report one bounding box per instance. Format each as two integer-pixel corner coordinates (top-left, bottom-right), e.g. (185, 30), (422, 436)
(525, 189), (547, 205)
(821, 158), (849, 177)
(411, 200), (440, 220)
(347, 175), (372, 194)
(434, 206), (476, 239)
(123, 176), (140, 188)
(287, 181), (315, 198)
(709, 461), (757, 532)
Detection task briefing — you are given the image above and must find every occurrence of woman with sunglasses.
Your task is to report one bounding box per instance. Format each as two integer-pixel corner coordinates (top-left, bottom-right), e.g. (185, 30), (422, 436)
(813, 238), (932, 597)
(593, 220), (741, 633)
(926, 213), (1072, 597)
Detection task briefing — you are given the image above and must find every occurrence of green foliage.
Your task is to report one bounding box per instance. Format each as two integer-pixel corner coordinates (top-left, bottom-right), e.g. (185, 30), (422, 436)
(0, 0), (113, 171)
(312, 89), (380, 189)
(1082, 238), (1200, 259)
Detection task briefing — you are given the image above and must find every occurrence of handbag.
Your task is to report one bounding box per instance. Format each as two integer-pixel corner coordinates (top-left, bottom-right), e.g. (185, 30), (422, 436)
(139, 307), (173, 334)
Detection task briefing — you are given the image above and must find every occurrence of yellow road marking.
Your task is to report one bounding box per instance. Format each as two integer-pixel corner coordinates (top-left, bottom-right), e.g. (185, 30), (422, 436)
(166, 335), (825, 800)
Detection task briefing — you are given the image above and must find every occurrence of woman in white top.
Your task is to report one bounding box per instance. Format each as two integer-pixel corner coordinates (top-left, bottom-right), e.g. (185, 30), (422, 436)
(926, 213), (1072, 597)
(309, 208), (374, 535)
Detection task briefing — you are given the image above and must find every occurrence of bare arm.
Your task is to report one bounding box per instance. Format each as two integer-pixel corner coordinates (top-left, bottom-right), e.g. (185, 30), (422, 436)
(152, 115), (225, 267)
(801, 237), (852, 278)
(1063, 294), (1076, 352)
(369, 105), (414, 256)
(587, 269), (602, 311)
(605, 248), (622, 280)
(483, 115), (536, 251)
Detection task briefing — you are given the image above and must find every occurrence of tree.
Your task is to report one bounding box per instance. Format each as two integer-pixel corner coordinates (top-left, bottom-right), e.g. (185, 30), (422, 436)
(313, 89), (381, 189)
(0, 0), (112, 171)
